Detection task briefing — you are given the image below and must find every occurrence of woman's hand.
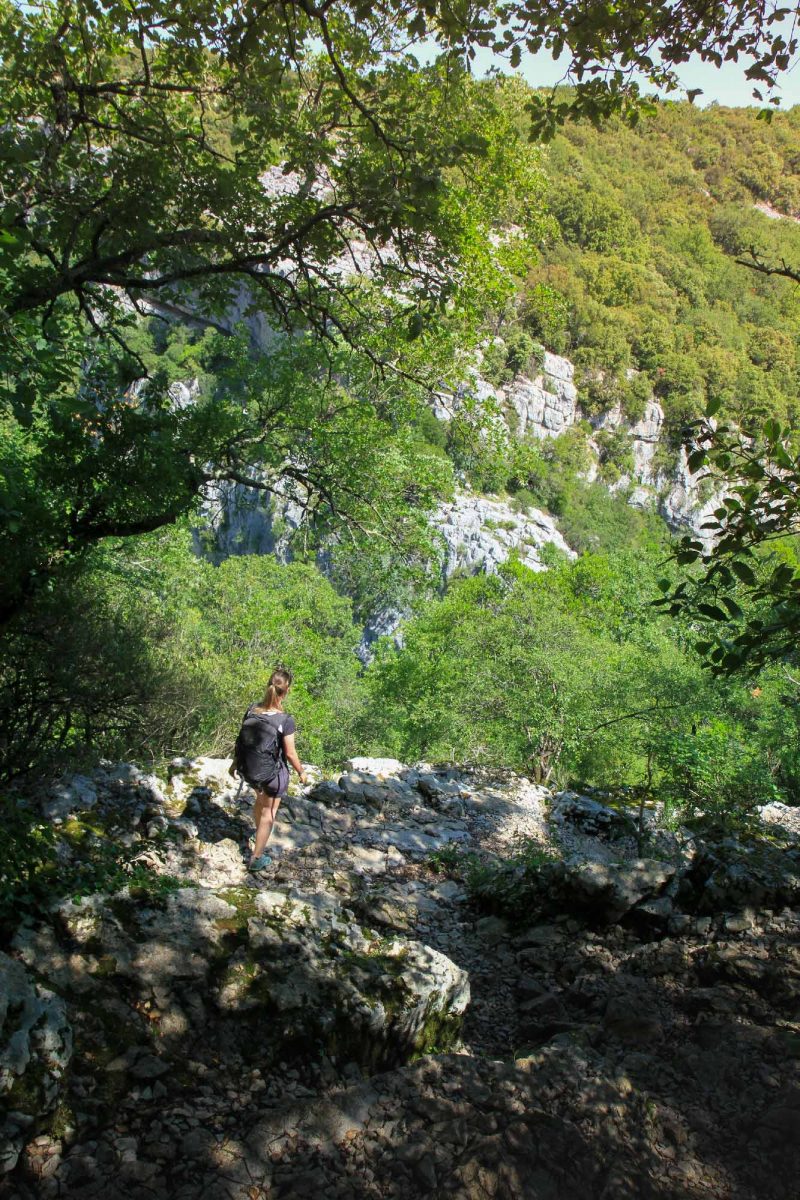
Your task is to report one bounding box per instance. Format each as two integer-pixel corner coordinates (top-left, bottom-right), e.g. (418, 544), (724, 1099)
(228, 763), (238, 779)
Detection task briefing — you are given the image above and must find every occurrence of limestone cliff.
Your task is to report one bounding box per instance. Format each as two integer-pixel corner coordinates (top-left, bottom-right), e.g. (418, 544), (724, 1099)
(455, 348), (718, 537)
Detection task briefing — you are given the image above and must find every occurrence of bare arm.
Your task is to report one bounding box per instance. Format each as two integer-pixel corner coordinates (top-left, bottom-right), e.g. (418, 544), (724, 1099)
(282, 734), (307, 784)
(229, 737), (241, 778)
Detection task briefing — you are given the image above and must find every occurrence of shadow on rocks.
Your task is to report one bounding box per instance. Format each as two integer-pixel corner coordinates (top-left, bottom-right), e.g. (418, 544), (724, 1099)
(184, 785), (254, 849)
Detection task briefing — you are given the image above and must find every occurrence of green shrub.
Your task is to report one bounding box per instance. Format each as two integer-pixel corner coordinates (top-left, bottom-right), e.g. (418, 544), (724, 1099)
(463, 838), (558, 922)
(0, 795), (187, 944)
(480, 328), (544, 387)
(0, 529), (369, 781)
(0, 799), (59, 939)
(427, 843), (470, 875)
(510, 489), (538, 514)
(557, 481), (665, 556)
(652, 720), (780, 832)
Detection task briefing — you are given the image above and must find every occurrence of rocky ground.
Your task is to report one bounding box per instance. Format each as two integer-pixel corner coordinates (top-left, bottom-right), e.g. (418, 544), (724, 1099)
(2, 757), (800, 1199)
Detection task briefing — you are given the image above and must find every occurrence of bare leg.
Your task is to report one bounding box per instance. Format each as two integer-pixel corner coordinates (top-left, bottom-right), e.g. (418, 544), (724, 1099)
(251, 790), (282, 861)
(252, 793), (265, 833)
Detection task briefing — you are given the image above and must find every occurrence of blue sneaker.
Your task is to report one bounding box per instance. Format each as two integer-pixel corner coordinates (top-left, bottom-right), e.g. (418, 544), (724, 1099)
(248, 853), (272, 872)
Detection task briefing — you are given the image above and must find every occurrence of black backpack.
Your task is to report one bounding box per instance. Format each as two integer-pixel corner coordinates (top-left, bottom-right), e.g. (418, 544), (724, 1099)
(234, 707), (284, 787)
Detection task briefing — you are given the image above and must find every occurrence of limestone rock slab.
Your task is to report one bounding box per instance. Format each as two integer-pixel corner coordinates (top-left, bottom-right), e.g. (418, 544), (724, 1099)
(0, 954), (72, 1174)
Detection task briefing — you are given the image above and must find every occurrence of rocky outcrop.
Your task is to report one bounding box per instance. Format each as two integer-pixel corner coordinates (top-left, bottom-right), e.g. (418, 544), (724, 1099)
(197, 483), (578, 656)
(658, 443), (723, 545)
(6, 760), (800, 1199)
(0, 955), (72, 1174)
(13, 883), (469, 1082)
(505, 350), (579, 439)
(456, 351), (666, 483)
(436, 491), (575, 577)
(358, 605), (407, 660)
(591, 396), (664, 484)
(196, 478), (304, 563)
(450, 351), (720, 542)
(202, 482), (576, 583)
(189, 338), (720, 653)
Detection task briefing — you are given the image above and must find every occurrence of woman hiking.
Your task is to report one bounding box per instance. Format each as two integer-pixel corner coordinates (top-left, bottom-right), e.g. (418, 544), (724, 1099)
(230, 668), (308, 872)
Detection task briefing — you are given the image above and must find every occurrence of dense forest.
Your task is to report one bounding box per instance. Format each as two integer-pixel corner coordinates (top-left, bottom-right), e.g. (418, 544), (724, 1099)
(4, 85), (800, 827)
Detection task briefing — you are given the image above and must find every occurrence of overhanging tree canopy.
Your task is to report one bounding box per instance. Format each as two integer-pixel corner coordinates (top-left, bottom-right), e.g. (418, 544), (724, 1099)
(2, 0), (799, 630)
(3, 0), (798, 341)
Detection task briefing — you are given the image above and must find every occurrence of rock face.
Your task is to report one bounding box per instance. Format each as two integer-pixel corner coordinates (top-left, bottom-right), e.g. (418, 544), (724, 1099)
(659, 443), (724, 546)
(356, 489), (576, 651)
(191, 339), (720, 663)
(15, 883), (468, 1080)
(591, 396), (664, 484)
(0, 954), (72, 1173)
(436, 491), (575, 577)
(505, 350), (579, 439)
(458, 351), (667, 486)
(451, 352), (719, 542)
(5, 760), (800, 1199)
(358, 604), (407, 661)
(198, 482), (578, 657)
(196, 477), (304, 563)
(41, 773), (98, 821)
(203, 481), (575, 581)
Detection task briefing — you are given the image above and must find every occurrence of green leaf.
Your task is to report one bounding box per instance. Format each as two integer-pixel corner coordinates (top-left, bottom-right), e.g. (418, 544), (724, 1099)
(731, 560), (757, 586)
(772, 564), (797, 588)
(406, 311), (424, 340)
(697, 603), (728, 621)
(720, 596), (744, 620)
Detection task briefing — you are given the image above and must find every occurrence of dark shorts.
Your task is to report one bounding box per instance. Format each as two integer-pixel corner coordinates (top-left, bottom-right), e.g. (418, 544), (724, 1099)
(246, 763), (289, 798)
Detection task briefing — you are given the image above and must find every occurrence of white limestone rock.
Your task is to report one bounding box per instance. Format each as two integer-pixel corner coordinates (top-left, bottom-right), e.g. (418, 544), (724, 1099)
(358, 490), (576, 652)
(629, 399), (665, 483)
(348, 845), (405, 875)
(186, 836), (250, 887)
(0, 954), (72, 1173)
(562, 857), (678, 923)
(17, 867), (470, 1081)
(41, 774), (98, 822)
(505, 355), (579, 441)
(167, 378), (200, 409)
(192, 757), (239, 791)
(658, 444), (722, 548)
(358, 606), (406, 661)
(345, 757), (407, 778)
(593, 398), (665, 485)
(197, 476), (303, 562)
(436, 352), (579, 443)
(436, 491), (574, 578)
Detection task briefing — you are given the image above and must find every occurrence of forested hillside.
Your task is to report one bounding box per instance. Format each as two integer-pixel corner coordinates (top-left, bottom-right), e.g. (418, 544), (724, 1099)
(473, 102), (800, 456)
(4, 93), (800, 814)
(4, 5), (800, 1198)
